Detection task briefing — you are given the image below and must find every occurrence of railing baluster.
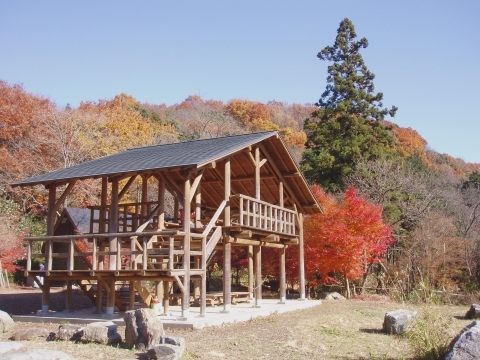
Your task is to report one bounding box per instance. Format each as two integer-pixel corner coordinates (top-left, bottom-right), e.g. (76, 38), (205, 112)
(69, 239), (74, 270)
(92, 238), (97, 270)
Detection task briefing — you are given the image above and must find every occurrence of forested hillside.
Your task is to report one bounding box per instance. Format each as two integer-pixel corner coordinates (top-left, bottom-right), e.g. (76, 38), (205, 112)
(1, 78), (479, 299)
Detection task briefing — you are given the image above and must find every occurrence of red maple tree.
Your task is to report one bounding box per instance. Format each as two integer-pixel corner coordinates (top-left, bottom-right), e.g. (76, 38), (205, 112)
(303, 185), (394, 296)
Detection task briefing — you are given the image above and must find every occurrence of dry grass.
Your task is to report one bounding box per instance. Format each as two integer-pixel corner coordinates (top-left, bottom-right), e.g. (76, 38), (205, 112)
(0, 287), (473, 359)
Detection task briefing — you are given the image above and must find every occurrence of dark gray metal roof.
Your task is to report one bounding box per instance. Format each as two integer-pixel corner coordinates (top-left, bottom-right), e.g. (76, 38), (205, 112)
(12, 131), (277, 187)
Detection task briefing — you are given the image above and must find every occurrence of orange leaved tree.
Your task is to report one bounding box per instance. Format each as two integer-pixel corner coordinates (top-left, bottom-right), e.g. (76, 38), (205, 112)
(304, 185), (394, 297)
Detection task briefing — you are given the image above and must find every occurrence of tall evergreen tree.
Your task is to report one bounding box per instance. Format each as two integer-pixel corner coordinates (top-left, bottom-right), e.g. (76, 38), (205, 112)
(301, 18), (397, 191)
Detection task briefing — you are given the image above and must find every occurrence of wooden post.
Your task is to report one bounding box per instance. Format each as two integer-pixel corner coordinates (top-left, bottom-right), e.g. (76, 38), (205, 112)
(95, 280), (103, 313)
(42, 185), (56, 313)
(193, 256), (201, 305)
(66, 280), (73, 311)
(182, 171), (191, 318)
(106, 278), (116, 316)
(255, 146), (260, 199)
(222, 157), (232, 313)
(248, 245), (254, 300)
(279, 247), (286, 304)
(163, 281), (170, 315)
(109, 179), (119, 270)
(129, 280), (136, 311)
(254, 245), (262, 307)
(141, 174), (149, 220)
(298, 212), (306, 300)
(158, 177), (165, 230)
(41, 280), (50, 313)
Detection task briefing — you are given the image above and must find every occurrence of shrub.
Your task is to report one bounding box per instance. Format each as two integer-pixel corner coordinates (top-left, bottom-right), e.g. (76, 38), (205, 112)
(405, 309), (453, 360)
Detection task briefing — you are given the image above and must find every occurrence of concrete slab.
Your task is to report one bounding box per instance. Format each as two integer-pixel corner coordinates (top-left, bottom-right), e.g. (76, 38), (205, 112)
(13, 299), (321, 329)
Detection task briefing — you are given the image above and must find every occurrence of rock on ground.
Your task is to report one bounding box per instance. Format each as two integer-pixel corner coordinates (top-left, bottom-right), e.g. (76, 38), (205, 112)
(319, 292), (346, 300)
(0, 310), (15, 333)
(383, 309), (417, 335)
(56, 324), (84, 341)
(9, 327), (53, 341)
(124, 308), (164, 351)
(465, 304), (480, 319)
(0, 349), (74, 360)
(445, 320), (480, 360)
(81, 321), (121, 345)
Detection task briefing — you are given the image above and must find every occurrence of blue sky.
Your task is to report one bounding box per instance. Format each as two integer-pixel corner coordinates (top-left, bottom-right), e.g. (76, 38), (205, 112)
(1, 1), (479, 162)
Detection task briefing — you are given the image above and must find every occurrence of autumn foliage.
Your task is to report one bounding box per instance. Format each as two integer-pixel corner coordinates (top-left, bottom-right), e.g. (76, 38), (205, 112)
(303, 185), (394, 287)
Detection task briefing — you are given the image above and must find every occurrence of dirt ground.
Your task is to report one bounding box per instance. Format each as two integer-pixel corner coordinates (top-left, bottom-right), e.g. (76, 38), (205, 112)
(0, 287), (474, 359)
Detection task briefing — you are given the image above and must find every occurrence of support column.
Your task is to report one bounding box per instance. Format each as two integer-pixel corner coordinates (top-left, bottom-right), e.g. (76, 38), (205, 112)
(248, 245), (254, 300)
(279, 247), (286, 304)
(41, 280), (50, 313)
(42, 185), (56, 313)
(163, 281), (170, 316)
(65, 280), (73, 311)
(222, 157), (231, 313)
(129, 280), (136, 311)
(109, 179), (119, 270)
(95, 280), (103, 313)
(298, 213), (306, 300)
(106, 278), (116, 316)
(254, 245), (262, 307)
(182, 172), (191, 318)
(158, 177), (165, 230)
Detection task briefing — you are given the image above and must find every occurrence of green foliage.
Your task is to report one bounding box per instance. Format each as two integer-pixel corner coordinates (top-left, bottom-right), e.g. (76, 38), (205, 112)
(405, 309), (453, 360)
(301, 18), (397, 191)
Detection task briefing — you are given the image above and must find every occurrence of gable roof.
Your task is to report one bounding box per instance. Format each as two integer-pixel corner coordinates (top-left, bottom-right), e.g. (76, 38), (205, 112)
(12, 131), (277, 187)
(12, 131), (322, 214)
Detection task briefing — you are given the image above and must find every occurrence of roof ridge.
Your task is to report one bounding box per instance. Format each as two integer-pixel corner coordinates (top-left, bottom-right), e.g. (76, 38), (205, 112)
(127, 130), (277, 151)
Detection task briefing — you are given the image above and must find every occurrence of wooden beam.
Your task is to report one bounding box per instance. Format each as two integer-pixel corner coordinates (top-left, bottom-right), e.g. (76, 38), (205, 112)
(227, 237), (286, 248)
(52, 181), (77, 213)
(189, 170), (204, 203)
(118, 175), (137, 201)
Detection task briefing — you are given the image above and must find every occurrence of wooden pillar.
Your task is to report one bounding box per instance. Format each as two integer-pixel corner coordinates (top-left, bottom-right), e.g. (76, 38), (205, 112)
(298, 213), (306, 300)
(65, 280), (73, 311)
(141, 174), (149, 219)
(95, 280), (103, 313)
(193, 256), (201, 304)
(163, 281), (170, 316)
(182, 171), (191, 318)
(129, 280), (136, 311)
(255, 146), (260, 199)
(223, 157), (231, 312)
(279, 247), (286, 304)
(42, 185), (56, 313)
(248, 245), (254, 300)
(254, 245), (262, 307)
(158, 177), (165, 230)
(41, 280), (50, 313)
(109, 179), (119, 270)
(106, 278), (116, 316)
(174, 199), (179, 223)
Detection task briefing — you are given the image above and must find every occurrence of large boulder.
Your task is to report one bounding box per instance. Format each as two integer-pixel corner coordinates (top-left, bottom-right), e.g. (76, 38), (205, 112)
(444, 321), (480, 360)
(0, 349), (74, 360)
(124, 308), (165, 351)
(319, 292), (346, 301)
(147, 336), (185, 360)
(56, 324), (84, 341)
(383, 309), (417, 335)
(81, 321), (121, 345)
(9, 327), (53, 341)
(0, 310), (14, 333)
(465, 304), (480, 319)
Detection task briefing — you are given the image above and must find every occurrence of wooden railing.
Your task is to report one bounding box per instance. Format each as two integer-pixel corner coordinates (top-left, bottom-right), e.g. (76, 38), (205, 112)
(232, 194), (297, 236)
(89, 201), (160, 233)
(25, 230), (181, 273)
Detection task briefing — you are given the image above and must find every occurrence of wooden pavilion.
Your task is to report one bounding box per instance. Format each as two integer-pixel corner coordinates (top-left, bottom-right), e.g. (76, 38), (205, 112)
(12, 131), (322, 318)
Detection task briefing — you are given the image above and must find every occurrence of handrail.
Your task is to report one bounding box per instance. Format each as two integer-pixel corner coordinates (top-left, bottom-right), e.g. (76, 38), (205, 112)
(231, 194), (297, 214)
(24, 230), (181, 242)
(202, 200), (227, 237)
